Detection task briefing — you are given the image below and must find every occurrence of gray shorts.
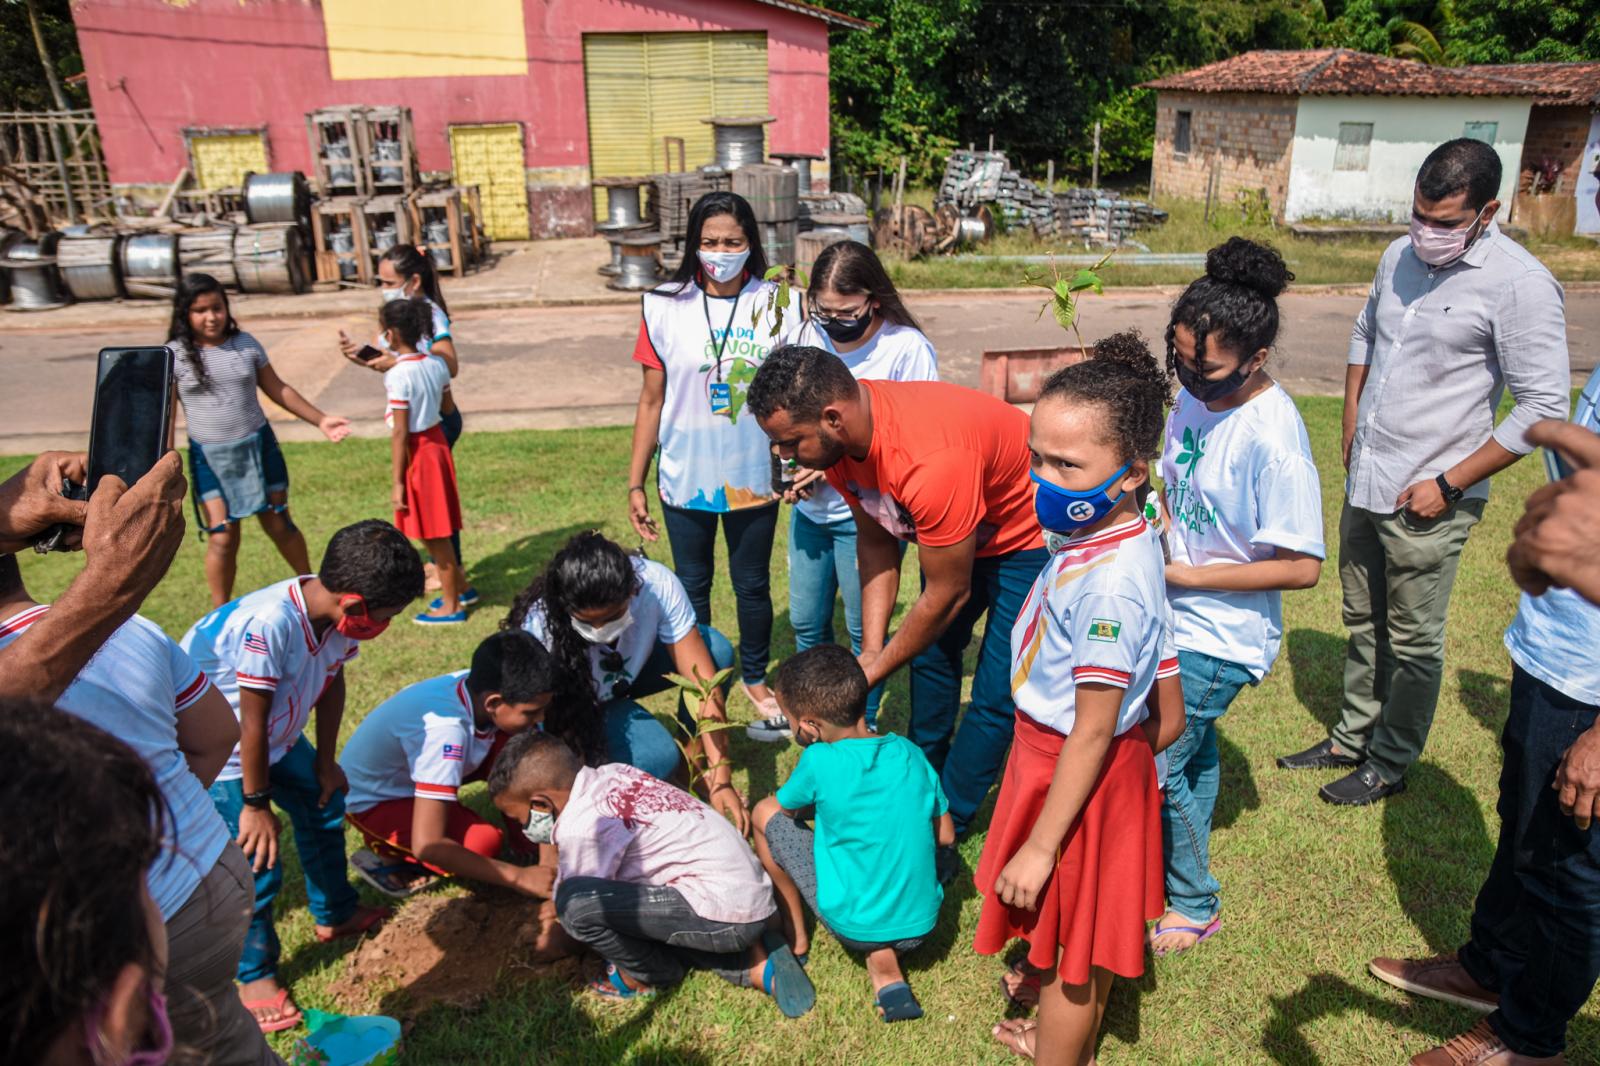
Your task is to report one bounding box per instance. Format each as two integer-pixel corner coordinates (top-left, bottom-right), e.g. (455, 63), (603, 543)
(764, 810), (925, 955)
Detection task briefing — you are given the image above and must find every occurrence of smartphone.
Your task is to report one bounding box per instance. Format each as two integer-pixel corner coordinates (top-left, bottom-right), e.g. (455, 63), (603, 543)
(85, 346), (176, 493)
(1543, 446), (1575, 483)
(355, 344), (384, 363)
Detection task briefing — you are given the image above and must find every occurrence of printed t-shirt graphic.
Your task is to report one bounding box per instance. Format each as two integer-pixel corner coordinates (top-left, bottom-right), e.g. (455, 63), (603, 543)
(634, 276), (801, 511)
(180, 576), (359, 780)
(1010, 515), (1179, 737)
(343, 670), (499, 813)
(824, 379), (1043, 555)
(1159, 384), (1324, 679)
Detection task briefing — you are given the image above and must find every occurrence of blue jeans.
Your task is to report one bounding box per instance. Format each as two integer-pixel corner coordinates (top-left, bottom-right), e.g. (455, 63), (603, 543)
(660, 503), (778, 686)
(788, 510), (884, 727)
(207, 735), (359, 983)
(908, 546), (1050, 834)
(1458, 665), (1600, 1058)
(601, 624), (735, 781)
(1161, 650), (1255, 921)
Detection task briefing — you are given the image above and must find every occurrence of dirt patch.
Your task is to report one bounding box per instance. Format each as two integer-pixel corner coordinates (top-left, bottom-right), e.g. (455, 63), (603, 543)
(329, 892), (583, 1015)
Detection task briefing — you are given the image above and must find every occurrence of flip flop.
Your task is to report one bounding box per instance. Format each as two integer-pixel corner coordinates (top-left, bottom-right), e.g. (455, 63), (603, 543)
(314, 904), (392, 943)
(1000, 959), (1041, 1009)
(875, 981), (924, 1023)
(587, 962), (653, 1001)
(760, 942), (816, 1018)
(349, 849), (440, 898)
(761, 928), (807, 968)
(991, 1018), (1038, 1059)
(1149, 916), (1222, 958)
(242, 987), (303, 1034)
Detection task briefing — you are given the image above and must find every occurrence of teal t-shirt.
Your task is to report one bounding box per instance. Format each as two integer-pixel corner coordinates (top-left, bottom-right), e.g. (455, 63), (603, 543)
(775, 733), (948, 943)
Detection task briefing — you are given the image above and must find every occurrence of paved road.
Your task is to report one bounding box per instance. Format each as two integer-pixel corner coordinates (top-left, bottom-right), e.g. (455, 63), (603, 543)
(3, 288), (1597, 450)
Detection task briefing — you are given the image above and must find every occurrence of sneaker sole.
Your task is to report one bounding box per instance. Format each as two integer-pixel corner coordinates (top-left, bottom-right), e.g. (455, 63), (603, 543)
(1367, 961), (1497, 1013)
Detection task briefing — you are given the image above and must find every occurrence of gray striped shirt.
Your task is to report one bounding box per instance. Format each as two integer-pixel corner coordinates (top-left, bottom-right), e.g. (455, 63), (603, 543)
(172, 332), (270, 445)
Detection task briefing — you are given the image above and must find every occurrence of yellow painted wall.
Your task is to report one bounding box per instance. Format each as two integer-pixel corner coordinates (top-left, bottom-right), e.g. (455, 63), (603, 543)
(322, 0), (526, 81)
(450, 124), (530, 240)
(190, 133), (268, 190)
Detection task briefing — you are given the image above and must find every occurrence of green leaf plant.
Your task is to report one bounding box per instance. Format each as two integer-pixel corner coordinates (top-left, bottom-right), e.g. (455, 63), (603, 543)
(1021, 249), (1113, 351)
(665, 664), (741, 801)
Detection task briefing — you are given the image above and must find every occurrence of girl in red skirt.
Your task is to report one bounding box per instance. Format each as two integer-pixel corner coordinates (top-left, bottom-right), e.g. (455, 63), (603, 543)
(975, 336), (1185, 1063)
(381, 297), (467, 625)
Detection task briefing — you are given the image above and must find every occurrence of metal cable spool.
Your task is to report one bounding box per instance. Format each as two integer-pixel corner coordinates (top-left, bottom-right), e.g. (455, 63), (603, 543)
(704, 116), (773, 170)
(424, 218), (453, 269)
(58, 233), (125, 300)
(177, 229), (239, 289)
(606, 185), (644, 227)
(234, 224), (309, 294)
(0, 228), (17, 305)
(372, 138), (404, 186)
(371, 222), (398, 254)
(325, 141), (355, 188)
(243, 172), (311, 229)
(121, 234), (179, 299)
(608, 231), (664, 291)
(771, 152), (823, 196)
(2, 232), (69, 311)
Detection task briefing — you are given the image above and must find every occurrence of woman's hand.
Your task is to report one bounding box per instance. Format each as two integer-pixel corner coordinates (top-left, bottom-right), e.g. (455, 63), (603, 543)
(338, 329), (395, 372)
(392, 482), (408, 512)
(711, 783), (750, 836)
(994, 840), (1055, 911)
(319, 415), (352, 443)
(629, 487), (660, 542)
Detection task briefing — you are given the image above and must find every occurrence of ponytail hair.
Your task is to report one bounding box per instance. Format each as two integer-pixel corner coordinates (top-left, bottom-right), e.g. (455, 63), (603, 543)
(168, 272), (240, 387)
(1164, 237), (1293, 375)
(380, 243), (448, 317)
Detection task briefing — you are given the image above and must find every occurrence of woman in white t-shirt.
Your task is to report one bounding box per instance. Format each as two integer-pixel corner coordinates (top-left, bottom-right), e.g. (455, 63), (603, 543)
(745, 241), (938, 743)
(626, 192), (801, 718)
(505, 531), (750, 833)
(1151, 238), (1325, 955)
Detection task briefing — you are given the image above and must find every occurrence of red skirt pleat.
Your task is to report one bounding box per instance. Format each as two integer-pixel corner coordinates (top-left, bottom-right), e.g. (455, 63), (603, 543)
(396, 426), (461, 541)
(972, 713), (1163, 985)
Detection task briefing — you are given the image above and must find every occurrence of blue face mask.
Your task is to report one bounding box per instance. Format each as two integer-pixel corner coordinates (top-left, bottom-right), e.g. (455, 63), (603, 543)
(1031, 464), (1130, 534)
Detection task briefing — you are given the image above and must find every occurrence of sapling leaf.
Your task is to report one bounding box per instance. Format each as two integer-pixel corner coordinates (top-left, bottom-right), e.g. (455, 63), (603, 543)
(763, 264), (786, 281)
(1066, 269), (1104, 295)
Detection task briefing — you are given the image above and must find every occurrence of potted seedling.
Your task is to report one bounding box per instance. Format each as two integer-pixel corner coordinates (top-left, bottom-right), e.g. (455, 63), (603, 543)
(979, 250), (1113, 403)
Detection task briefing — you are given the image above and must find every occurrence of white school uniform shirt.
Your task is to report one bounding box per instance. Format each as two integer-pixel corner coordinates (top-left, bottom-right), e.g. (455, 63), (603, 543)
(181, 577), (359, 781)
(1010, 515), (1179, 737)
(635, 275), (802, 511)
(788, 319), (941, 525)
(1161, 384), (1325, 679)
(522, 556), (697, 701)
(342, 670), (498, 814)
(383, 352), (451, 433)
(0, 607), (230, 921)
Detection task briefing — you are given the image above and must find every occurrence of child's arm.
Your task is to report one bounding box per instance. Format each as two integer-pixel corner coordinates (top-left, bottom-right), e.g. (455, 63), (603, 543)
(410, 797), (553, 897)
(257, 363), (350, 442)
(935, 812), (955, 847)
(1141, 673), (1185, 756)
(312, 669), (349, 808)
(236, 687), (280, 872)
(993, 685), (1119, 912)
(1165, 547), (1321, 593)
(390, 415), (410, 514)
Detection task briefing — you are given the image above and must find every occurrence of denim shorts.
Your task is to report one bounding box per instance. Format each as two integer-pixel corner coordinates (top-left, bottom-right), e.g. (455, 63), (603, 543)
(188, 424), (289, 517)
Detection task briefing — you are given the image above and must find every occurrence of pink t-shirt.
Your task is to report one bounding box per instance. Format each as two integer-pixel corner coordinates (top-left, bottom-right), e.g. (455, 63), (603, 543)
(553, 764), (774, 925)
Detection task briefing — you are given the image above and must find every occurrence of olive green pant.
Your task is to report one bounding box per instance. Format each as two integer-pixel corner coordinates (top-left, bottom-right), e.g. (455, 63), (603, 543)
(1330, 498), (1485, 784)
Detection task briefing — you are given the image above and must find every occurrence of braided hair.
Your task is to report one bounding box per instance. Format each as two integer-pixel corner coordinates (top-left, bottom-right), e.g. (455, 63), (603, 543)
(1164, 237), (1293, 376)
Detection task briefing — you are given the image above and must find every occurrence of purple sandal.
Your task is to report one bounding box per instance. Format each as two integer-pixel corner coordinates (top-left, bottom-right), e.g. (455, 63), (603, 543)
(1149, 917), (1222, 957)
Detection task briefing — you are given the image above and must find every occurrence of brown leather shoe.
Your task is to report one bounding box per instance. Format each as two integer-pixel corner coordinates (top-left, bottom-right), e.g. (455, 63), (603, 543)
(1410, 1020), (1566, 1065)
(1369, 952), (1498, 1012)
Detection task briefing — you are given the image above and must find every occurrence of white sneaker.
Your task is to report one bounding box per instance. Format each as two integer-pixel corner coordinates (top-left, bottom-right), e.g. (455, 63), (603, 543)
(746, 714), (793, 743)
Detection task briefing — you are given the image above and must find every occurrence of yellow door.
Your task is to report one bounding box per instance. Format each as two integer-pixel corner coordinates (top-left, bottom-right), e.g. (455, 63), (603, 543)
(583, 32), (769, 218)
(449, 123), (530, 241)
(189, 132), (268, 191)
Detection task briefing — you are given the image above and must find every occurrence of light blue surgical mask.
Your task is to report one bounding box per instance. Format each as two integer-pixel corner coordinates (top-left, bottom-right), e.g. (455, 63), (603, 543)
(1031, 464), (1130, 535)
(522, 806), (556, 846)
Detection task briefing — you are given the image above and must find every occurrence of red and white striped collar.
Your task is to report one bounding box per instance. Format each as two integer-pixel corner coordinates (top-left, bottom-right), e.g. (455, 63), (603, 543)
(1051, 514), (1148, 554)
(286, 578), (324, 652)
(391, 352), (429, 364)
(457, 675), (494, 737)
(0, 603), (50, 637)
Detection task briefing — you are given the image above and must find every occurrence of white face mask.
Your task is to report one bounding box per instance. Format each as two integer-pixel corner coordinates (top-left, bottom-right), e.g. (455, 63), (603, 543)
(698, 248), (750, 284)
(380, 286), (404, 304)
(522, 806), (556, 846)
(571, 607), (633, 645)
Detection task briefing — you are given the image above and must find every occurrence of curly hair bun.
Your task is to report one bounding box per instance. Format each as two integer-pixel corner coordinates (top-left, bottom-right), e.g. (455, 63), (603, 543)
(1090, 329), (1173, 406)
(1205, 237), (1293, 299)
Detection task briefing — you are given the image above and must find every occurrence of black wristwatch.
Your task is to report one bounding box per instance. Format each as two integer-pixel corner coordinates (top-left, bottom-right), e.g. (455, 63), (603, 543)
(1435, 473), (1464, 505)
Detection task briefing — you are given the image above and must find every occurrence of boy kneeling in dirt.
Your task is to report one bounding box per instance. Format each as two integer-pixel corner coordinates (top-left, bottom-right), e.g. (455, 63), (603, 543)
(489, 732), (817, 1016)
(343, 630), (558, 898)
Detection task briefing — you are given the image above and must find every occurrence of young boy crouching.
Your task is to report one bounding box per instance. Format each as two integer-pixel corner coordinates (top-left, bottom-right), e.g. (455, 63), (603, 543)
(752, 645), (955, 1022)
(341, 629), (557, 899)
(488, 732), (816, 1016)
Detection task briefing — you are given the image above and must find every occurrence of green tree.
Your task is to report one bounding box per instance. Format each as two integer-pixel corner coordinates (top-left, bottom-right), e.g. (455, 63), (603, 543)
(1, 0), (84, 112)
(1446, 0), (1600, 62)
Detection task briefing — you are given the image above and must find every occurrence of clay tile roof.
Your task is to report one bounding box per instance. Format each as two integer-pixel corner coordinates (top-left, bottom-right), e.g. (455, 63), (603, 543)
(1143, 49), (1548, 98)
(747, 0), (872, 29)
(1474, 63), (1600, 107)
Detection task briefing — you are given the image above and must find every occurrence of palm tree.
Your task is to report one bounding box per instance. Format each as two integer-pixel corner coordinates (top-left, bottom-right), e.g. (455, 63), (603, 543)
(1386, 0), (1459, 65)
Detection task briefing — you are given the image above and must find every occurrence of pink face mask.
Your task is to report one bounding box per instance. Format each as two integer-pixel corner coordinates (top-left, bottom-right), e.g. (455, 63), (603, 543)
(87, 984), (173, 1066)
(1409, 207), (1489, 268)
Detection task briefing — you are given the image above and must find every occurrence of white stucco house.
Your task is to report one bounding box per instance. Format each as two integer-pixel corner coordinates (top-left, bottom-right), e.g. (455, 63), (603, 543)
(1145, 50), (1600, 230)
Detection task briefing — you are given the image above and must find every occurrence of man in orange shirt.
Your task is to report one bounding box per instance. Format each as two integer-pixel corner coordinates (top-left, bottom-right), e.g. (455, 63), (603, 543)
(749, 345), (1048, 844)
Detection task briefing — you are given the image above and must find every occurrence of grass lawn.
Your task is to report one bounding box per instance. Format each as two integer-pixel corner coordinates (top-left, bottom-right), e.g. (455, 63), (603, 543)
(10, 401), (1599, 1065)
(883, 195), (1600, 290)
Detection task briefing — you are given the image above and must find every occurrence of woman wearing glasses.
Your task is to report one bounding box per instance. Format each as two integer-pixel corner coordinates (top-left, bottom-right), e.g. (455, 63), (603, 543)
(745, 240), (939, 744)
(626, 191), (803, 723)
(505, 531), (748, 832)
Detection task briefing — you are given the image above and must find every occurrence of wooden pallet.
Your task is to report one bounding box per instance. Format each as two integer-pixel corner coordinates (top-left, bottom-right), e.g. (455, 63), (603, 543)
(306, 108), (369, 198)
(309, 196), (371, 285)
(363, 193), (414, 269)
(408, 185), (485, 277)
(362, 107), (419, 196)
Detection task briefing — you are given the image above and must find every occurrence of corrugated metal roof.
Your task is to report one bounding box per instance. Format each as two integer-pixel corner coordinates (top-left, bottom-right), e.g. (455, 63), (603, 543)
(1143, 49), (1553, 98)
